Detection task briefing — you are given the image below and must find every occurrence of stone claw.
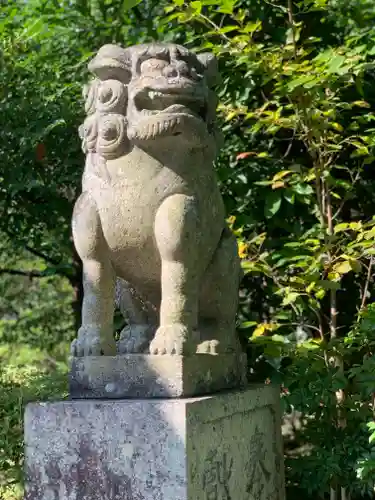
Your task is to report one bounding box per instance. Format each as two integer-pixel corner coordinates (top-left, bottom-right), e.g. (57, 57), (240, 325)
(149, 324), (196, 355)
(70, 326), (116, 357)
(70, 338), (78, 357)
(196, 339), (219, 354)
(196, 337), (240, 355)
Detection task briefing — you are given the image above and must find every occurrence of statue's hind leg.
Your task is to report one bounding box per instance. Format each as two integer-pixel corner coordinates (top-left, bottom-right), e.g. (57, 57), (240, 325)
(198, 227), (242, 354)
(116, 278), (158, 354)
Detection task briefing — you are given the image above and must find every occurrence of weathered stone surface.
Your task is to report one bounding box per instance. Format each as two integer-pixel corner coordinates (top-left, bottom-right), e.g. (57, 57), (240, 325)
(71, 42), (243, 364)
(25, 385), (285, 500)
(69, 353), (247, 398)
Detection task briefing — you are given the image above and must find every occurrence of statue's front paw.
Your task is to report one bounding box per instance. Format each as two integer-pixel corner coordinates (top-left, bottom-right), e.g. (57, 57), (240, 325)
(196, 339), (220, 354)
(149, 324), (196, 355)
(70, 326), (116, 356)
(196, 336), (241, 355)
(70, 333), (101, 357)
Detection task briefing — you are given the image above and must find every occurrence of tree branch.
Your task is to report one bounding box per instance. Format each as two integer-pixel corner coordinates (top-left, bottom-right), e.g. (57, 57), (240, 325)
(2, 228), (61, 266)
(1, 229), (77, 282)
(359, 255), (373, 316)
(0, 269), (48, 279)
(24, 244), (61, 266)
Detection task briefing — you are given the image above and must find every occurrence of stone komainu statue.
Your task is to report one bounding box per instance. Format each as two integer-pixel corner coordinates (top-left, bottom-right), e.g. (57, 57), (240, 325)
(71, 43), (242, 357)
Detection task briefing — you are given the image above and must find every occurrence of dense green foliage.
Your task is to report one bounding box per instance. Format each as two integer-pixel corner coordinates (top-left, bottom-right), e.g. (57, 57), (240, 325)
(163, 1), (375, 497)
(1, 0), (375, 499)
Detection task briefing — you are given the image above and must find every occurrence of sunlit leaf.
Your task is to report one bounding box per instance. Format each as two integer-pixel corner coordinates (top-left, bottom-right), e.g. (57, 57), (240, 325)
(264, 192), (282, 218)
(282, 292), (299, 306)
(333, 260), (353, 275)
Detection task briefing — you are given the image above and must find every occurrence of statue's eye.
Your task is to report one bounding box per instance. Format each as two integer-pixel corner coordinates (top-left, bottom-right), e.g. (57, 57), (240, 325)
(140, 58), (169, 75)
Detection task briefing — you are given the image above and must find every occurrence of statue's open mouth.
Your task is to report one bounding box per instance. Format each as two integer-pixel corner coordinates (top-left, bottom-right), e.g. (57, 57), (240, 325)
(134, 88), (207, 122)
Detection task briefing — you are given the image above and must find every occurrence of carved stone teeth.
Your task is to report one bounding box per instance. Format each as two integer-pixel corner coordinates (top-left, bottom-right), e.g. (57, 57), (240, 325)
(141, 127), (147, 139)
(163, 119), (171, 133)
(148, 91), (164, 100)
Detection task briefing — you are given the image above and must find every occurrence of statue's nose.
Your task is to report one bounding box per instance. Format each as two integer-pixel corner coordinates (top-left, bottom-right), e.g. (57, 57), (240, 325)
(162, 65), (178, 78)
(162, 60), (191, 79)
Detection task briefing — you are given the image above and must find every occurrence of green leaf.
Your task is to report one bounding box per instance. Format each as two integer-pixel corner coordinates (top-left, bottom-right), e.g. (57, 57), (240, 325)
(300, 340), (321, 350)
(285, 28), (294, 45)
(333, 260), (352, 275)
(240, 321), (257, 329)
(352, 146), (370, 157)
(282, 292), (299, 306)
(243, 21), (262, 34)
(43, 119), (66, 136)
(332, 374), (347, 391)
(284, 189), (295, 204)
(190, 1), (202, 12)
(327, 54), (346, 74)
(334, 223), (350, 233)
(264, 192), (282, 218)
(271, 334), (286, 343)
(21, 18), (46, 40)
(264, 345), (283, 358)
(292, 183), (314, 196)
(217, 26), (238, 34)
(123, 0), (144, 11)
(331, 122), (343, 132)
(287, 75), (316, 91)
(273, 170), (292, 181)
(349, 259), (362, 273)
(317, 280), (340, 290)
(352, 100), (371, 108)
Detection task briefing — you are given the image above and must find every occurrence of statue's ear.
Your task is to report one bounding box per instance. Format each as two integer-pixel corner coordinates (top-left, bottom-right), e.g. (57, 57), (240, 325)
(88, 44), (131, 83)
(197, 52), (220, 88)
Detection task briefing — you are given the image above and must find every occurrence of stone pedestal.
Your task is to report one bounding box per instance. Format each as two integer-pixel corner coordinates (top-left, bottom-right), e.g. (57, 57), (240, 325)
(70, 353), (247, 398)
(25, 385), (285, 500)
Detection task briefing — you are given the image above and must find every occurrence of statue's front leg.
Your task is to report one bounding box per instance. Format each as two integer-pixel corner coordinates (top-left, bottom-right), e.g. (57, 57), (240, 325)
(71, 192), (116, 356)
(150, 194), (200, 355)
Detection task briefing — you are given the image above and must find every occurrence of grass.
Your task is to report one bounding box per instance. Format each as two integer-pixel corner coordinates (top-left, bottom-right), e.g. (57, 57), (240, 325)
(0, 343), (69, 500)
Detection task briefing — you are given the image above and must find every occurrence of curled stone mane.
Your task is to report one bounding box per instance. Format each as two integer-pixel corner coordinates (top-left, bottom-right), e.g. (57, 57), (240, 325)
(80, 77), (130, 162)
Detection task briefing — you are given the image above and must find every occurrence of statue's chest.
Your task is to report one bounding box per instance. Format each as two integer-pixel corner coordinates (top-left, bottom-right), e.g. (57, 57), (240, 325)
(88, 166), (188, 249)
(99, 188), (157, 244)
